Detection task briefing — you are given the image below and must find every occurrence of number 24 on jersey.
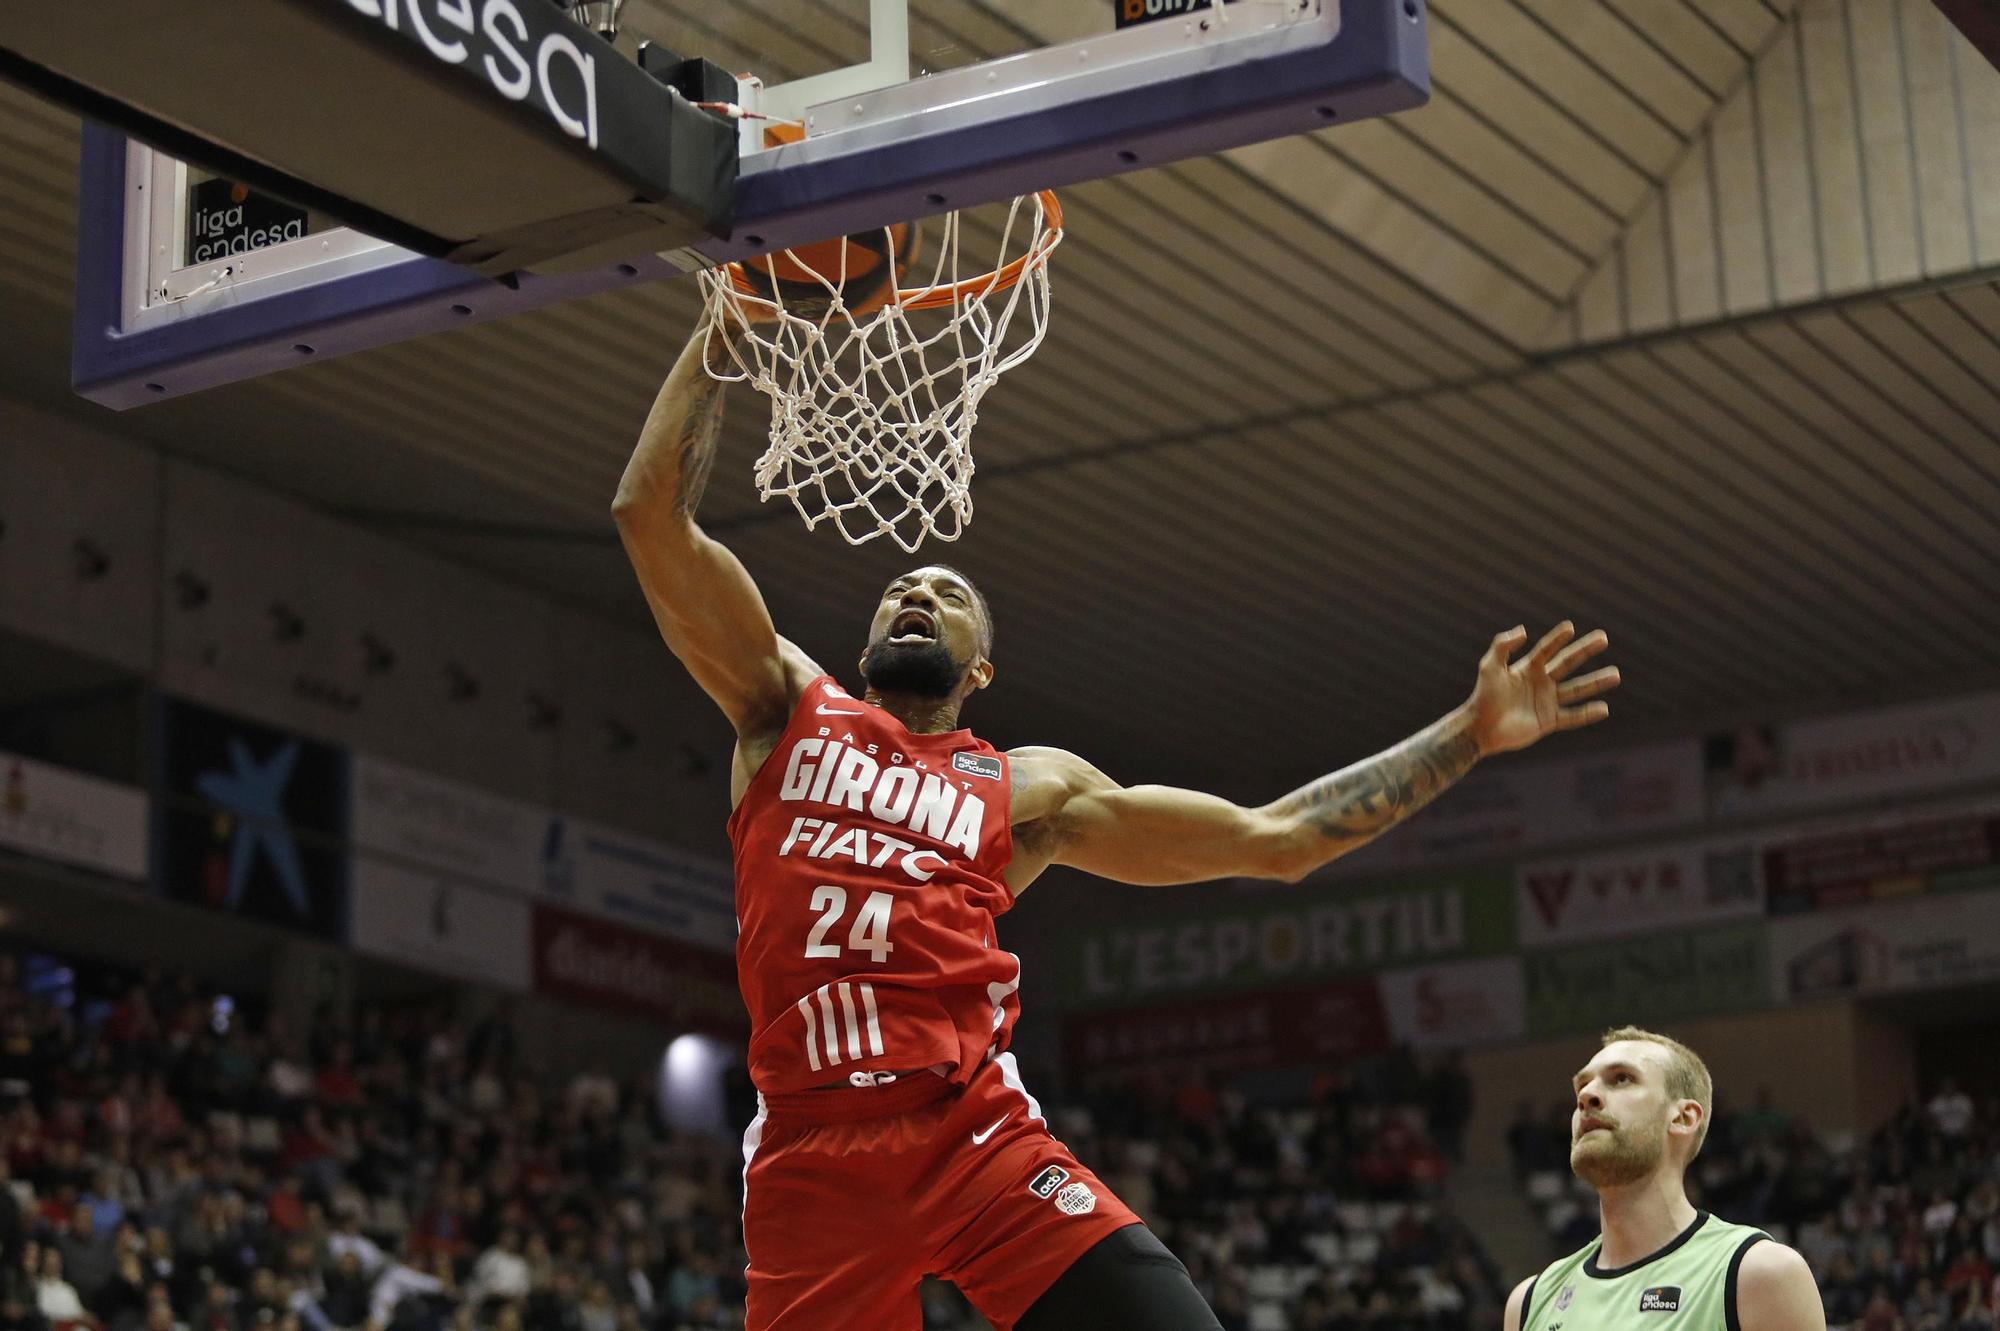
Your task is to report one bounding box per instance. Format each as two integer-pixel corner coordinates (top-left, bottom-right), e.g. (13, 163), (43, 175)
(804, 886), (896, 963)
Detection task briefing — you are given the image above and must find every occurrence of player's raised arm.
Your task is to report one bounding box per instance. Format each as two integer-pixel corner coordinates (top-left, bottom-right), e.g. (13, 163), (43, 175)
(1012, 622), (1618, 888)
(612, 322), (805, 740)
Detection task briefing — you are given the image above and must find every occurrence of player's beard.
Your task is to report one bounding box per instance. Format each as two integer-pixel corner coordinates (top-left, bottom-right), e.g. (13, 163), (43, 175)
(1570, 1115), (1667, 1188)
(861, 637), (963, 698)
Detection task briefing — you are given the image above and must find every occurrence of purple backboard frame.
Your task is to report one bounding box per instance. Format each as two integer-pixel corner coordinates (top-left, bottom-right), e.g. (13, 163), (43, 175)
(72, 0), (1428, 409)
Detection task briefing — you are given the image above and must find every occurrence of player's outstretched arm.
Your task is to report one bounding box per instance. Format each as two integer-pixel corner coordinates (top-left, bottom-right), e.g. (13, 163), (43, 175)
(1734, 1242), (1827, 1331)
(612, 322), (802, 738)
(1013, 623), (1617, 887)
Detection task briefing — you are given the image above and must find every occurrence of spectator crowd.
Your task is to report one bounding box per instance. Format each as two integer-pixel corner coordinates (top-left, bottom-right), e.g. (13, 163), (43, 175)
(33, 938), (2000, 1331)
(1054, 1053), (1500, 1330)
(0, 949), (1501, 1331)
(0, 953), (749, 1331)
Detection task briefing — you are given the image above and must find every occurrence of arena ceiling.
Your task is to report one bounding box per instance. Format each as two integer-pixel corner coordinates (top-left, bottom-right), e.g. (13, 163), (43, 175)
(4, 0), (2000, 799)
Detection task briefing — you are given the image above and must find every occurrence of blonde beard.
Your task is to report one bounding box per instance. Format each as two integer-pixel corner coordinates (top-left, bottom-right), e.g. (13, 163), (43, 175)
(1570, 1121), (1667, 1188)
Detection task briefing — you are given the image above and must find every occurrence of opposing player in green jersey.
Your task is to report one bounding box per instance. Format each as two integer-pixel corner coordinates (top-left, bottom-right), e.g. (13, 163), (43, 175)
(1504, 1026), (1826, 1331)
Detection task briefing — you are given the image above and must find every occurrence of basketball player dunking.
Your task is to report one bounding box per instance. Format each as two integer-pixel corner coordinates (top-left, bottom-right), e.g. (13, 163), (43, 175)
(1505, 1028), (1826, 1331)
(614, 321), (1623, 1331)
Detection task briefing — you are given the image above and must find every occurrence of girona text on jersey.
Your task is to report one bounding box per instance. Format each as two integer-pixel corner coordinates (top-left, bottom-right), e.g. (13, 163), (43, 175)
(773, 733), (989, 875)
(728, 677), (1024, 1096)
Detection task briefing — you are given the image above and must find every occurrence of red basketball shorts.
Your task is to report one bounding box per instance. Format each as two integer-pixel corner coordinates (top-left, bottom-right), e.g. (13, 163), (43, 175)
(741, 1052), (1140, 1330)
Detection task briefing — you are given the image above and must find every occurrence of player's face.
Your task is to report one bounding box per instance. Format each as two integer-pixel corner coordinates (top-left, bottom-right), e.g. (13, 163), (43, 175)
(1569, 1040), (1674, 1187)
(860, 567), (988, 698)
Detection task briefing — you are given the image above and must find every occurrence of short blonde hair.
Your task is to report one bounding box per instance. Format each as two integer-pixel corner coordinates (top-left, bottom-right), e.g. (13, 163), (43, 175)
(1599, 1025), (1714, 1160)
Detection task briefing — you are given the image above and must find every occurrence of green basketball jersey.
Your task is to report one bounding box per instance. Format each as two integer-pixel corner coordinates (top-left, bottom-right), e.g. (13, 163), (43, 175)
(1521, 1211), (1770, 1331)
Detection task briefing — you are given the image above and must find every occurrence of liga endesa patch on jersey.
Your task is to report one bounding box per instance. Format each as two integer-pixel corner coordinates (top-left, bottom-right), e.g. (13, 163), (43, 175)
(953, 751), (1003, 780)
(1638, 1286), (1682, 1313)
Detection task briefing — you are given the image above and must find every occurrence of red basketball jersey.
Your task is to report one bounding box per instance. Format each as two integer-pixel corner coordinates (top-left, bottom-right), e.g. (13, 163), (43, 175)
(727, 676), (1023, 1096)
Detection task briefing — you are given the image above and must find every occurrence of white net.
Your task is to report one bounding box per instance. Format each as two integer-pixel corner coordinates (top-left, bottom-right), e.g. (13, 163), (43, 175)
(697, 192), (1063, 552)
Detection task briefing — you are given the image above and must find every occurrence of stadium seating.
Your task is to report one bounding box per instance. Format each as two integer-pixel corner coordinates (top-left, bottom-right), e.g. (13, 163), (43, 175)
(0, 950), (1503, 1331)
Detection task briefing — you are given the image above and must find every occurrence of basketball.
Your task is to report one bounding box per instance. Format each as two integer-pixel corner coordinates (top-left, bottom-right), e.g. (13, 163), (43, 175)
(737, 222), (919, 316)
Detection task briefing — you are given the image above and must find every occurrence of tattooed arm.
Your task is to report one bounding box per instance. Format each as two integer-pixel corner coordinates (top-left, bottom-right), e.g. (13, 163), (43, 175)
(1005, 624), (1618, 892)
(613, 323), (818, 747)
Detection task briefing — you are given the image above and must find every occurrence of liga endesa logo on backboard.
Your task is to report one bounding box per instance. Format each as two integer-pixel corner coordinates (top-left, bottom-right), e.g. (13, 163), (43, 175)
(339, 0), (601, 148)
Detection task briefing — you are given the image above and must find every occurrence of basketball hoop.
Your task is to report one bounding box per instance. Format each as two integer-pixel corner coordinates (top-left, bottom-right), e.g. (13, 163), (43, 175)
(698, 190), (1064, 552)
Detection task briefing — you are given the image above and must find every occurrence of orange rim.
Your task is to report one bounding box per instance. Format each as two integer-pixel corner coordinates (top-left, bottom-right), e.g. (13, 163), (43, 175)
(723, 190), (1063, 311)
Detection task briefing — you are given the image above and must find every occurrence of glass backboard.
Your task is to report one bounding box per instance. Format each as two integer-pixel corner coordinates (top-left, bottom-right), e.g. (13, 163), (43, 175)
(64, 0), (1427, 406)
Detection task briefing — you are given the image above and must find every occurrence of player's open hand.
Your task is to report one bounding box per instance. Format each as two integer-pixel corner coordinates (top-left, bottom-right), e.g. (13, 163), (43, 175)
(1464, 622), (1619, 756)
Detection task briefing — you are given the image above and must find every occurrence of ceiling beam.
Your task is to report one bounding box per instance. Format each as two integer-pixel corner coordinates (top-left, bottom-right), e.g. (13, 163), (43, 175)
(1934, 0), (2000, 72)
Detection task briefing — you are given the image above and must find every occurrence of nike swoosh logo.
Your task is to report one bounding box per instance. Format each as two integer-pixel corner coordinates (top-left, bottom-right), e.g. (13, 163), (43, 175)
(815, 704), (863, 715)
(971, 1114), (1011, 1145)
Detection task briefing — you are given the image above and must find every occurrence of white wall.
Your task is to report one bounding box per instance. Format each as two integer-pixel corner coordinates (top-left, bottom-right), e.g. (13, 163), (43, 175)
(0, 401), (162, 673)
(0, 398), (728, 851)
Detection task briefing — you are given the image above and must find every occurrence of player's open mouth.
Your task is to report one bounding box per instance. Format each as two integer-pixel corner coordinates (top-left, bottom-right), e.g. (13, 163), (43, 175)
(890, 609), (937, 642)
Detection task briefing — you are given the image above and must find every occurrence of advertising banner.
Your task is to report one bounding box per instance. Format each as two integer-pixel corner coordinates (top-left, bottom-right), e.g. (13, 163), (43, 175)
(157, 697), (348, 938)
(531, 901), (744, 1035)
(350, 854), (531, 990)
(540, 815), (737, 952)
(350, 755), (548, 896)
(1524, 921), (1767, 1037)
(354, 757), (737, 954)
(1767, 887), (2000, 1003)
(0, 751), (148, 880)
(1707, 690), (2000, 818)
(1759, 804), (2000, 915)
(1063, 977), (1388, 1073)
(1378, 955), (1527, 1049)
(1063, 873), (1513, 1009)
(1515, 839), (1763, 947)
(1345, 738), (1704, 876)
